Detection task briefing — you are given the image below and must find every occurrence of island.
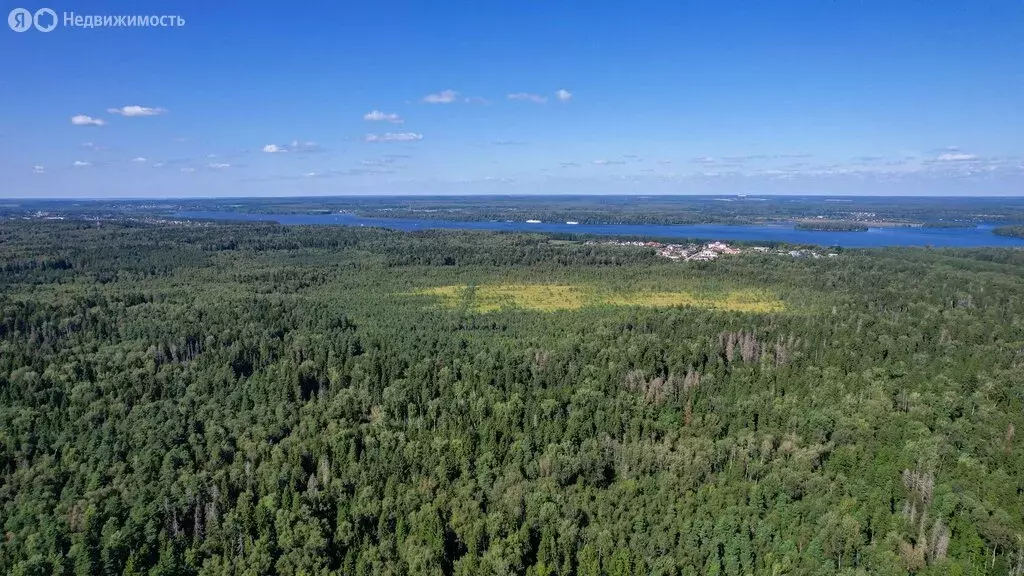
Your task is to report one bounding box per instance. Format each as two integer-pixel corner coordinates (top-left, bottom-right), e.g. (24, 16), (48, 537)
(994, 225), (1024, 238)
(794, 220), (869, 232)
(921, 221), (977, 229)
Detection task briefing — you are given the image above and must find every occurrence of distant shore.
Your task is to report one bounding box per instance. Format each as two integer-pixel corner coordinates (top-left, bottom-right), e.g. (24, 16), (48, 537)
(794, 221), (869, 232)
(994, 225), (1024, 239)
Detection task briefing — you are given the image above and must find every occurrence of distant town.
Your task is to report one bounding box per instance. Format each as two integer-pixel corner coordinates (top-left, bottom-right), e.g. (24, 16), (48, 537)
(589, 239), (839, 261)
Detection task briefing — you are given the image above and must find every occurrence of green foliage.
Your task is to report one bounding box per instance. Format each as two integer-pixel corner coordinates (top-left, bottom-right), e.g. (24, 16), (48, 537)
(0, 220), (1022, 575)
(993, 226), (1024, 239)
(794, 221), (870, 232)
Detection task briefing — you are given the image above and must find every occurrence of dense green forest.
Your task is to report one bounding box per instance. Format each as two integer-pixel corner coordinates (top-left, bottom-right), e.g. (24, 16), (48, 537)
(1, 221), (1022, 575)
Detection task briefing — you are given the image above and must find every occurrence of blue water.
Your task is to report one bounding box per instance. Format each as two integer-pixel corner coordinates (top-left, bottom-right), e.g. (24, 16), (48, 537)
(176, 211), (1024, 248)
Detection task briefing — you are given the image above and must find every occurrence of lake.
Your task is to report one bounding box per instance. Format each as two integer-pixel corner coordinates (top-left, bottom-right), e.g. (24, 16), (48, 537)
(176, 211), (1024, 248)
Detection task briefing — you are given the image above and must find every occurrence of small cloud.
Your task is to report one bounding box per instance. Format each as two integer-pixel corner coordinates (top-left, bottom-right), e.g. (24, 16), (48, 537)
(346, 167), (397, 176)
(560, 161), (580, 168)
(181, 167), (196, 173)
(72, 160), (91, 167)
(289, 140), (322, 153)
(691, 156), (717, 164)
(555, 89), (572, 102)
(722, 155), (768, 163)
(937, 153), (978, 162)
(508, 93), (547, 103)
(33, 165), (45, 174)
(152, 162), (165, 168)
(422, 89), (459, 104)
(657, 160), (673, 165)
(490, 140), (526, 146)
(364, 110), (404, 123)
(295, 167), (397, 179)
(131, 157), (147, 163)
(263, 141), (322, 153)
(364, 132), (423, 143)
(464, 96), (489, 104)
(207, 162), (230, 169)
(107, 105), (167, 117)
(592, 159), (624, 166)
(71, 115), (105, 126)
(360, 157), (403, 166)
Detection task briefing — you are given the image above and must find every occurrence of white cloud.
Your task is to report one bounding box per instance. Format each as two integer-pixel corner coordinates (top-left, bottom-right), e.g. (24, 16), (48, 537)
(207, 163), (230, 169)
(303, 171), (320, 178)
(263, 141), (322, 153)
(181, 167), (196, 173)
(33, 165), (45, 174)
(937, 153), (978, 162)
(508, 93), (547, 103)
(360, 157), (404, 166)
(289, 140), (322, 152)
(464, 96), (489, 104)
(107, 105), (167, 117)
(592, 159), (624, 166)
(423, 89), (459, 104)
(364, 132), (423, 143)
(71, 115), (105, 126)
(72, 160), (91, 167)
(131, 157), (147, 163)
(152, 162), (165, 168)
(555, 89), (572, 102)
(364, 110), (404, 123)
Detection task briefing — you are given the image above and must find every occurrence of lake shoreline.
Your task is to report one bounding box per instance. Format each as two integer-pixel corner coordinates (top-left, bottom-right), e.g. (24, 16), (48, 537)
(176, 211), (1024, 249)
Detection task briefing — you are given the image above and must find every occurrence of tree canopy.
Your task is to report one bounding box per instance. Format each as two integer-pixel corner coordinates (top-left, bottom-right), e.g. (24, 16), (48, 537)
(1, 220), (1022, 575)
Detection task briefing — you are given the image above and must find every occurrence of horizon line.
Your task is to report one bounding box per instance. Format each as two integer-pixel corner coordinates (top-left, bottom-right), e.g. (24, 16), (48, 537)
(6, 193), (1024, 202)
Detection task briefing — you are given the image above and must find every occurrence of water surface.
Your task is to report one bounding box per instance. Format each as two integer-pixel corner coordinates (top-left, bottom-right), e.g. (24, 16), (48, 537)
(176, 211), (1024, 248)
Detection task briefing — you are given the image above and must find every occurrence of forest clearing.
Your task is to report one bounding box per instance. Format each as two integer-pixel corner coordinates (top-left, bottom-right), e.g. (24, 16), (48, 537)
(414, 284), (785, 313)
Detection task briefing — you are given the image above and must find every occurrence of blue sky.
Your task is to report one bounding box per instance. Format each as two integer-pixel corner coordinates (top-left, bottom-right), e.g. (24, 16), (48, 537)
(2, 0), (1023, 197)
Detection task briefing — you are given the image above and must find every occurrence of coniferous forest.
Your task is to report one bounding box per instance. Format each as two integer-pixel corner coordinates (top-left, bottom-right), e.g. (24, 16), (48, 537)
(1, 220), (1022, 575)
